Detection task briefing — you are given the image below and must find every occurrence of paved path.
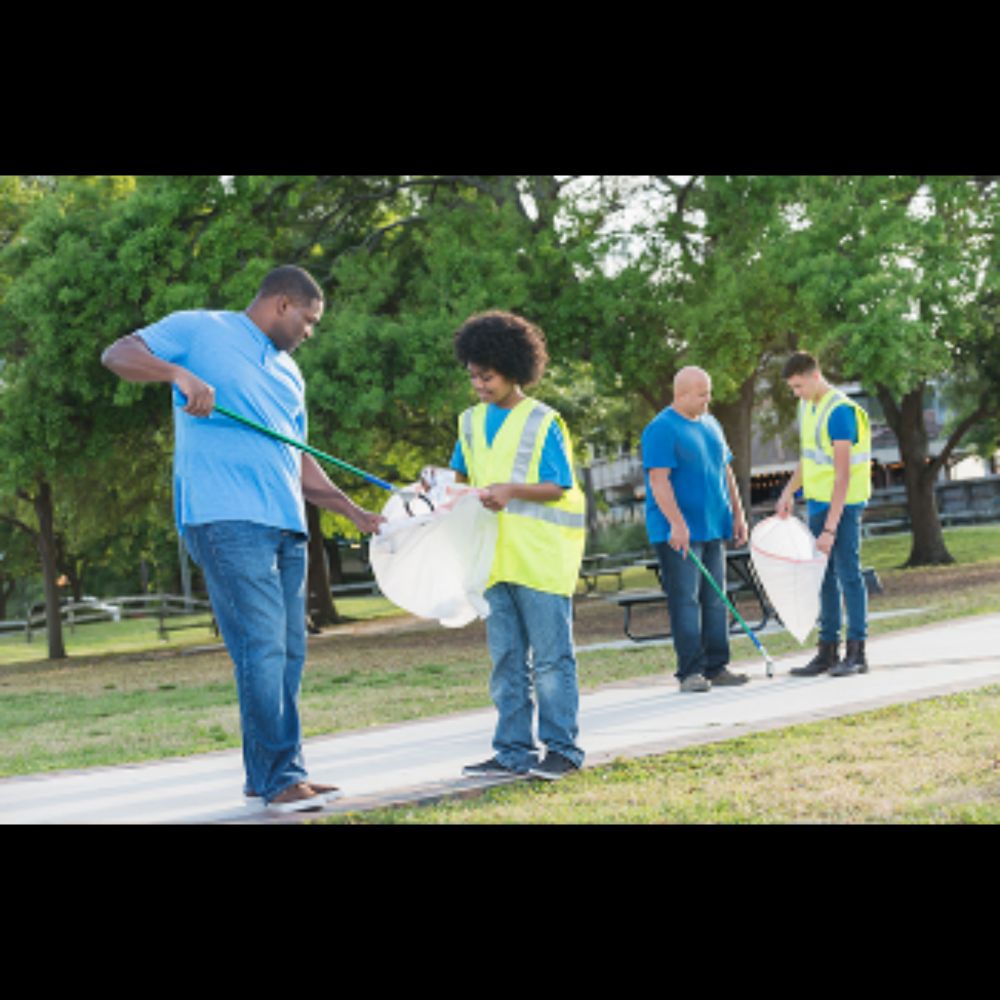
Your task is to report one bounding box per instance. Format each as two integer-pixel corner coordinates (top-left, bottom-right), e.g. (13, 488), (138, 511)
(2, 614), (999, 824)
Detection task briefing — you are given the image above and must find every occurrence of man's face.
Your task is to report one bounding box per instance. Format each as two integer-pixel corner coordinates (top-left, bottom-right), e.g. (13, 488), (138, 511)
(268, 296), (324, 353)
(786, 371), (821, 402)
(675, 376), (712, 418)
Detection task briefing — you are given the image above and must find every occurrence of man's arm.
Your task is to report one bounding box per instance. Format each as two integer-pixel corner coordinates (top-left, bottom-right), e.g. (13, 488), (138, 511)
(301, 453), (385, 534)
(101, 333), (215, 416)
(726, 465), (749, 547)
(816, 440), (851, 555)
(649, 467), (689, 555)
(776, 462), (803, 517)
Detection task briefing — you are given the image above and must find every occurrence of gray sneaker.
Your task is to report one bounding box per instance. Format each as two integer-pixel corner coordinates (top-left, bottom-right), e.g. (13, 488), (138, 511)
(679, 673), (711, 692)
(706, 668), (749, 686)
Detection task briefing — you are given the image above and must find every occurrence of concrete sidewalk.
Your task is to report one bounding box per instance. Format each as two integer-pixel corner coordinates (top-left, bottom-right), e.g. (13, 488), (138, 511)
(2, 613), (999, 824)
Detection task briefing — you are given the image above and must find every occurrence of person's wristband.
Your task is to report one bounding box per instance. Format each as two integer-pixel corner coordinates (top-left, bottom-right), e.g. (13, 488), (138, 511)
(822, 527), (835, 536)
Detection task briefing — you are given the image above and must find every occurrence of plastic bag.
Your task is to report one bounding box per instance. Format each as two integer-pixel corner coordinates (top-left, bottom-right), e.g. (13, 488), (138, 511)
(369, 468), (498, 628)
(749, 515), (828, 644)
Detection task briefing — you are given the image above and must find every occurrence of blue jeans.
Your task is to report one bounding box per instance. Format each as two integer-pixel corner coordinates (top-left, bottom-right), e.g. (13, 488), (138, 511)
(655, 539), (730, 681)
(484, 583), (584, 771)
(183, 521), (310, 802)
(808, 505), (867, 642)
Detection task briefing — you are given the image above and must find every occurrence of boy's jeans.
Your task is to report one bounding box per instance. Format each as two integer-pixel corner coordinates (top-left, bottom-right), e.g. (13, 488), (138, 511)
(655, 539), (730, 681)
(183, 521), (310, 802)
(484, 583), (585, 772)
(807, 505), (867, 642)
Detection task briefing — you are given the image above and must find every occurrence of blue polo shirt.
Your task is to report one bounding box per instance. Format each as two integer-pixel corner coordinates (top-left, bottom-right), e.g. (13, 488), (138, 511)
(136, 310), (308, 534)
(641, 407), (734, 545)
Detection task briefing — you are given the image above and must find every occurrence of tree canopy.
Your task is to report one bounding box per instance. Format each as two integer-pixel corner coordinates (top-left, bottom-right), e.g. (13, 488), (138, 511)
(2, 174), (999, 657)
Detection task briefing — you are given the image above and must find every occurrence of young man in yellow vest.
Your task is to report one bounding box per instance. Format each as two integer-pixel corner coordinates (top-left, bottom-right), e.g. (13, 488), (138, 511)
(450, 311), (587, 781)
(777, 352), (873, 676)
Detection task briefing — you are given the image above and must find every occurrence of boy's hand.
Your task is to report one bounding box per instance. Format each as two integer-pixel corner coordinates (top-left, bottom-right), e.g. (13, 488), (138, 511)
(480, 484), (514, 511)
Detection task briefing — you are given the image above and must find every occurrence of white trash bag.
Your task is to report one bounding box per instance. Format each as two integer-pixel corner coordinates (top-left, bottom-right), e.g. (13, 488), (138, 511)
(749, 515), (828, 645)
(369, 467), (498, 628)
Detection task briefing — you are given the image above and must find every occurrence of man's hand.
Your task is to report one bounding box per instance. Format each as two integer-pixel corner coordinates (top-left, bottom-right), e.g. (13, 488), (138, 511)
(775, 489), (795, 519)
(816, 527), (835, 557)
(174, 369), (216, 417)
(349, 508), (387, 535)
(668, 518), (691, 556)
(732, 513), (749, 548)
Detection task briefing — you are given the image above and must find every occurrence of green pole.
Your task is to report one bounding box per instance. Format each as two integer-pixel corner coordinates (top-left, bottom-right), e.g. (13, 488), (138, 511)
(213, 404), (397, 494)
(686, 547), (774, 678)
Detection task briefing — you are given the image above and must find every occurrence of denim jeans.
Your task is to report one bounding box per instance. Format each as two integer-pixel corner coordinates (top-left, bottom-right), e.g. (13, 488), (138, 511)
(183, 521), (310, 802)
(655, 539), (730, 681)
(808, 505), (867, 642)
(483, 583), (584, 771)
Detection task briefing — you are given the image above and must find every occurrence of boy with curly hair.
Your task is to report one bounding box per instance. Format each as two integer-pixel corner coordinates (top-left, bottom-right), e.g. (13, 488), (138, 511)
(450, 310), (587, 781)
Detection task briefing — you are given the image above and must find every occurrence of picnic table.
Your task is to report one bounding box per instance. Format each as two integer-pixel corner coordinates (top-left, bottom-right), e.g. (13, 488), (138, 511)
(577, 550), (655, 594)
(606, 548), (775, 643)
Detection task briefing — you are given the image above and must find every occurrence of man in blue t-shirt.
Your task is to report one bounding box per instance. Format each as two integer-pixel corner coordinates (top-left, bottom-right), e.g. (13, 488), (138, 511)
(642, 366), (749, 692)
(101, 265), (384, 815)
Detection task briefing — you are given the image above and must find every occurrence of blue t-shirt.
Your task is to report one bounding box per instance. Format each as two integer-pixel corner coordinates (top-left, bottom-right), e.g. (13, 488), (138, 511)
(449, 403), (573, 487)
(806, 401), (865, 516)
(137, 310), (308, 534)
(641, 408), (734, 545)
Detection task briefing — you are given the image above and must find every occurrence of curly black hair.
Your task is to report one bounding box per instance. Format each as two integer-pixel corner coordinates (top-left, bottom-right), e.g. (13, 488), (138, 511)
(453, 310), (549, 387)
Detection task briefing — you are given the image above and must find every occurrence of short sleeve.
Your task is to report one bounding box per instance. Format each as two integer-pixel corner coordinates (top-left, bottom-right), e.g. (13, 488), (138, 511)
(134, 311), (195, 364)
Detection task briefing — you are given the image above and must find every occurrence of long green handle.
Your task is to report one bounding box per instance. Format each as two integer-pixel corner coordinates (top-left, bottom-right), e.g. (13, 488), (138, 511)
(213, 404), (396, 493)
(687, 547), (774, 678)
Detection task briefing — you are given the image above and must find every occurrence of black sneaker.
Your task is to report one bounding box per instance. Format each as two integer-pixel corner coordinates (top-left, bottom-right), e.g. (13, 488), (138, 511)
(462, 757), (523, 778)
(528, 752), (580, 781)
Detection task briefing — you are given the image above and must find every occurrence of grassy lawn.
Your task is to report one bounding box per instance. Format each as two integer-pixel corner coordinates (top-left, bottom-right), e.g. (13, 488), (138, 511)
(327, 684), (1000, 824)
(1, 524), (999, 826)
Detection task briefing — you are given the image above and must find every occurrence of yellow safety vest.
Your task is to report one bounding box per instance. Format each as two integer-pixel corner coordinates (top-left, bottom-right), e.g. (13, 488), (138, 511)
(458, 399), (586, 596)
(799, 389), (872, 505)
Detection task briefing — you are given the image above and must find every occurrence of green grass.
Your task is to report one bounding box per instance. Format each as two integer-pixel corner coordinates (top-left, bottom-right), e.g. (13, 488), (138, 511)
(0, 524), (998, 799)
(329, 685), (1000, 824)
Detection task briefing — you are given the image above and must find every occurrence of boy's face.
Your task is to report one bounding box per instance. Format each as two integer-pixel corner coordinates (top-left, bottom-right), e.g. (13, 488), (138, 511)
(467, 363), (518, 407)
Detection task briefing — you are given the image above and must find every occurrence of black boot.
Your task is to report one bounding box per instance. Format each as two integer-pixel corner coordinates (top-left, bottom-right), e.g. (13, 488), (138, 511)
(830, 639), (868, 676)
(790, 640), (839, 677)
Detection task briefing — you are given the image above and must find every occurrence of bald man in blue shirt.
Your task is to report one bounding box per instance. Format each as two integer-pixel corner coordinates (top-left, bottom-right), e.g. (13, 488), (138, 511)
(102, 266), (384, 814)
(642, 366), (750, 692)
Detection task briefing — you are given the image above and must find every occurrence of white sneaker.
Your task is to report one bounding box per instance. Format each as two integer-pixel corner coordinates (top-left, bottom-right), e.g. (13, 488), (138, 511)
(307, 782), (345, 804)
(266, 782), (325, 815)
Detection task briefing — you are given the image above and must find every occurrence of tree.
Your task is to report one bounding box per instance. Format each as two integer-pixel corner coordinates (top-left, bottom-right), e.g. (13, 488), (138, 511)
(791, 175), (1000, 566)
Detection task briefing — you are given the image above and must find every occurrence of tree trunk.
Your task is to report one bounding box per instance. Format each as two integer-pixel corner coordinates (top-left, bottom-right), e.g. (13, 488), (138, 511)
(712, 374), (755, 524)
(306, 502), (339, 627)
(580, 465), (600, 547)
(33, 480), (67, 659)
(876, 383), (954, 567)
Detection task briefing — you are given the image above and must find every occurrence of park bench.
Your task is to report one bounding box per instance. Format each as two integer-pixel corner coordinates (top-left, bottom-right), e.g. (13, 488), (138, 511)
(578, 553), (624, 593)
(578, 550), (653, 594)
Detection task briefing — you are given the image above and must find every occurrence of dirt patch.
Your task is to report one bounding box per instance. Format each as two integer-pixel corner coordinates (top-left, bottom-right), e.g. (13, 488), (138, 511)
(875, 562), (1000, 600)
(312, 562), (1000, 656)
